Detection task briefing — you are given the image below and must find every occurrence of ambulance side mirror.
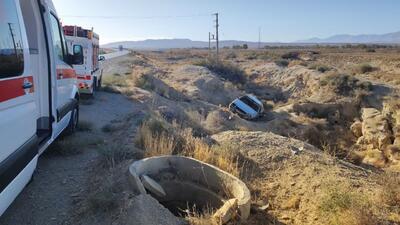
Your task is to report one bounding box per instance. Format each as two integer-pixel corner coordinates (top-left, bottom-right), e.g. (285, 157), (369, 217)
(71, 45), (84, 65)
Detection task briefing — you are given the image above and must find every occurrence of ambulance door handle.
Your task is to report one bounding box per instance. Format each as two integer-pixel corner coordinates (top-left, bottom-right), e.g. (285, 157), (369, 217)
(22, 81), (33, 89)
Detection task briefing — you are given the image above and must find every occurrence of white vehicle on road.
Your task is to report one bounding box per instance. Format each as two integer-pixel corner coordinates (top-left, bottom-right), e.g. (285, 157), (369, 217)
(0, 0), (82, 216)
(64, 26), (103, 95)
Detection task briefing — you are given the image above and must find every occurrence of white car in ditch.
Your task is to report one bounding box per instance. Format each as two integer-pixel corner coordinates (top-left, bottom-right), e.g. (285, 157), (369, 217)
(229, 95), (264, 120)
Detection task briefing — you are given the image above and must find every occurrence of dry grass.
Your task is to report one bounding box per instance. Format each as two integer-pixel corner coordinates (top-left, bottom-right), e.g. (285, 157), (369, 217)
(103, 74), (128, 88)
(195, 57), (247, 84)
(318, 183), (377, 225)
(101, 123), (121, 133)
(48, 133), (102, 156)
(97, 145), (133, 169)
(308, 63), (331, 73)
(379, 172), (400, 207)
(352, 63), (375, 74)
(135, 116), (241, 177)
(319, 72), (372, 95)
(185, 206), (218, 225)
(274, 59), (289, 67)
(78, 120), (94, 132)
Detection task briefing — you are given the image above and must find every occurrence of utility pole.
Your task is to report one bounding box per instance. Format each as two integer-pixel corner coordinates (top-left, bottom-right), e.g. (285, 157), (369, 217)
(8, 23), (18, 58)
(213, 13), (219, 58)
(208, 32), (211, 57)
(258, 27), (261, 49)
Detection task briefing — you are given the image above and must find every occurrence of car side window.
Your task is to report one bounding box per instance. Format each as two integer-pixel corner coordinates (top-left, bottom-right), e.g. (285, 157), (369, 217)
(0, 0), (25, 78)
(49, 14), (65, 62)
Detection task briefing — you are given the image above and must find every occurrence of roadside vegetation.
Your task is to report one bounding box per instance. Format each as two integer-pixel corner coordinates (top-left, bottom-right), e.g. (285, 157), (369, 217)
(195, 57), (247, 84)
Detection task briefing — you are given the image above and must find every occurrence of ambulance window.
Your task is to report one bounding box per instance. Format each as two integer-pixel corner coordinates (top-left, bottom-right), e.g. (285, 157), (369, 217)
(49, 14), (65, 62)
(0, 0), (25, 78)
(73, 45), (83, 65)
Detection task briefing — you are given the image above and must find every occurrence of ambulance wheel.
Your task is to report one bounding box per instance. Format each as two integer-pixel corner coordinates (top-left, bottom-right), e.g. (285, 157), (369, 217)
(97, 78), (102, 89)
(66, 104), (79, 135)
(91, 78), (97, 97)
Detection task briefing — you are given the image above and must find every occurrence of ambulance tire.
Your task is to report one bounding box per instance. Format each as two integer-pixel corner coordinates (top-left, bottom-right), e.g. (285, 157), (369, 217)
(97, 77), (102, 89)
(66, 104), (79, 135)
(91, 78), (97, 97)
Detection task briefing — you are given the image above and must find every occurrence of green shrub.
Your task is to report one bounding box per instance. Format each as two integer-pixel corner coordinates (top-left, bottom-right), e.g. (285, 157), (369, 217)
(366, 48), (376, 53)
(354, 63), (375, 74)
(319, 184), (376, 225)
(225, 52), (237, 59)
(320, 73), (372, 95)
(195, 58), (247, 84)
(275, 59), (289, 67)
(281, 51), (300, 60)
(309, 64), (331, 73)
(133, 73), (156, 90)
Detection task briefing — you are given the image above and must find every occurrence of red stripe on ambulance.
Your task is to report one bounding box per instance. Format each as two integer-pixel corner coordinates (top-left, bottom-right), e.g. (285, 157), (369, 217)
(57, 68), (77, 80)
(0, 76), (34, 102)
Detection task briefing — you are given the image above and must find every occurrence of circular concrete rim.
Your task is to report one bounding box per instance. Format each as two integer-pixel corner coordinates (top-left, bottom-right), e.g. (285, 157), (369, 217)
(128, 156), (251, 221)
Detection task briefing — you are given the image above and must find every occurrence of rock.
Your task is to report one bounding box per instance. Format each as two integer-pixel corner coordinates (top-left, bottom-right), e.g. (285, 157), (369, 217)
(384, 145), (400, 164)
(213, 198), (238, 224)
(281, 196), (301, 209)
(140, 175), (166, 198)
(350, 121), (363, 138)
(357, 108), (392, 150)
(118, 194), (185, 225)
(362, 149), (387, 168)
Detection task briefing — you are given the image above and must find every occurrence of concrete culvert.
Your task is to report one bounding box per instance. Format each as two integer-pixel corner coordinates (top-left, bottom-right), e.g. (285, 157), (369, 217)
(128, 156), (251, 223)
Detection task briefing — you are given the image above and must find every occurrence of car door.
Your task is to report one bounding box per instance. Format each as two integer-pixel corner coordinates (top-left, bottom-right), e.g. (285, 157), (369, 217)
(47, 11), (76, 135)
(0, 0), (38, 199)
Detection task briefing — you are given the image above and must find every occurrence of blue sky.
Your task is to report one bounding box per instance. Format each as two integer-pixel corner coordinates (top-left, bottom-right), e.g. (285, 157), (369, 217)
(53, 0), (400, 44)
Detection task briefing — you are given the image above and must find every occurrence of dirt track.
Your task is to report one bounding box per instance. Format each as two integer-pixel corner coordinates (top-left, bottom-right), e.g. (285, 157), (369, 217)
(0, 92), (140, 225)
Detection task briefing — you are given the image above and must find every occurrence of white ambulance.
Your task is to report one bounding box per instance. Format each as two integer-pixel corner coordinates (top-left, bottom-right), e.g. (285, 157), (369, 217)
(64, 26), (103, 95)
(0, 0), (82, 216)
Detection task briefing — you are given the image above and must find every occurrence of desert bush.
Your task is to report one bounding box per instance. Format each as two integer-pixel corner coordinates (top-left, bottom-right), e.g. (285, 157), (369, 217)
(195, 58), (247, 84)
(275, 59), (289, 67)
(225, 52), (237, 59)
(353, 63), (375, 74)
(87, 178), (119, 212)
(319, 184), (377, 225)
(245, 52), (258, 60)
(48, 133), (102, 156)
(281, 51), (300, 60)
(135, 116), (240, 176)
(186, 208), (217, 225)
(366, 48), (376, 53)
(320, 73), (372, 95)
(204, 110), (232, 134)
(97, 145), (133, 168)
(101, 123), (121, 133)
(103, 74), (128, 87)
(134, 118), (174, 157)
(309, 64), (331, 73)
(133, 73), (156, 90)
(379, 172), (400, 207)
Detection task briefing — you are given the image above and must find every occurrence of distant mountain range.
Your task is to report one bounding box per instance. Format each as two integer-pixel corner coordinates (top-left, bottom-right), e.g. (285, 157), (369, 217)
(101, 39), (282, 49)
(102, 31), (400, 49)
(300, 31), (400, 44)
